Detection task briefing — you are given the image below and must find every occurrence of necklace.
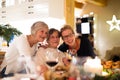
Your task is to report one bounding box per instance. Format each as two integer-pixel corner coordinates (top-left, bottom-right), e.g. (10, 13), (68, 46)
(69, 39), (80, 55)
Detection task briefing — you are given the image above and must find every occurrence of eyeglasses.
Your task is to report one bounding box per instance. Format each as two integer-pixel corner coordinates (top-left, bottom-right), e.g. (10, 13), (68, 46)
(62, 33), (74, 40)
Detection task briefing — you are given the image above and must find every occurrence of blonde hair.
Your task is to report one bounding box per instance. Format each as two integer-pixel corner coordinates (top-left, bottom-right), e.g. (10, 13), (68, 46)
(31, 21), (48, 35)
(60, 24), (74, 36)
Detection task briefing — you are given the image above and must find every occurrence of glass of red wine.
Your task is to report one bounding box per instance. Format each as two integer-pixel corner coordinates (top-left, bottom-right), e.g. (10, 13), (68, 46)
(45, 50), (58, 71)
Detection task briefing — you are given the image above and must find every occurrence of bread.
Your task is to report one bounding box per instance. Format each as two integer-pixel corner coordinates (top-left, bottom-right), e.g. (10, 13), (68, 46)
(103, 60), (113, 69)
(112, 61), (120, 69)
(102, 60), (120, 69)
(44, 65), (69, 80)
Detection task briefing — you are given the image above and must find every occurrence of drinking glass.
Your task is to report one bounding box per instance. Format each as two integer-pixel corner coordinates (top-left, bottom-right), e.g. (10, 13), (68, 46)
(66, 50), (77, 63)
(45, 50), (58, 71)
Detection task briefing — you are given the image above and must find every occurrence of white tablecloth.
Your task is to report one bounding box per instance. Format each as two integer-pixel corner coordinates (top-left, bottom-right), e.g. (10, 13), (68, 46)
(1, 74), (44, 80)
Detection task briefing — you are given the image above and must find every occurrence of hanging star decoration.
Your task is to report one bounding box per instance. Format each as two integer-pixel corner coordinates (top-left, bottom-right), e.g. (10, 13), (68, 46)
(106, 15), (120, 31)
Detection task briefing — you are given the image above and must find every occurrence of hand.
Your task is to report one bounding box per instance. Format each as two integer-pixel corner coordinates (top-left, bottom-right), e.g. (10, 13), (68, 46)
(38, 44), (48, 49)
(69, 49), (77, 55)
(36, 65), (48, 75)
(62, 57), (71, 66)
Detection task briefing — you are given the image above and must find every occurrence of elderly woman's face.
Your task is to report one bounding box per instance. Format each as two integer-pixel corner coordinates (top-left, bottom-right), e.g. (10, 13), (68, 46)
(35, 27), (48, 42)
(47, 31), (60, 48)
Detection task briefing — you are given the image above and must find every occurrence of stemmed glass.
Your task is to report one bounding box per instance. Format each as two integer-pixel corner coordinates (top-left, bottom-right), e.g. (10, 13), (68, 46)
(45, 50), (59, 71)
(66, 49), (77, 63)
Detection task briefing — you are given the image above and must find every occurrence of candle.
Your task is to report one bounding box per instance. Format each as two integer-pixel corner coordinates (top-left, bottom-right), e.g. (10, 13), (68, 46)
(102, 71), (109, 76)
(83, 57), (103, 75)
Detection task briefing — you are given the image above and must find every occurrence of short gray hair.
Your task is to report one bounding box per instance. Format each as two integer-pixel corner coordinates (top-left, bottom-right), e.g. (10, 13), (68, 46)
(31, 21), (48, 35)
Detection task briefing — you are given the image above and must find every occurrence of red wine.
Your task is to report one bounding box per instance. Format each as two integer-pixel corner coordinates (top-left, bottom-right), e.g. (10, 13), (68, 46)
(68, 59), (72, 62)
(46, 61), (58, 67)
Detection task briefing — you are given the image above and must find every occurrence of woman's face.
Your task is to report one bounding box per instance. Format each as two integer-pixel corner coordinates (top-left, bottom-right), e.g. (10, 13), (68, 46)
(61, 29), (75, 47)
(47, 31), (60, 48)
(35, 27), (48, 42)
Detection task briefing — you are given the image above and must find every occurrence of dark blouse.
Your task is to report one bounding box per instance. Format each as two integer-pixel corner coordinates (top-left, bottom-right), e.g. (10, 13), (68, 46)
(58, 36), (96, 58)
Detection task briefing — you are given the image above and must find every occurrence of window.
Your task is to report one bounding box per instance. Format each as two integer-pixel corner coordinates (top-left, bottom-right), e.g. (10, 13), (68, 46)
(6, 0), (15, 7)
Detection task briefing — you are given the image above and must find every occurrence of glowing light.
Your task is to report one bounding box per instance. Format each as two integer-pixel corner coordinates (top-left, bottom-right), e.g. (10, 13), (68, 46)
(106, 15), (120, 31)
(102, 71), (109, 76)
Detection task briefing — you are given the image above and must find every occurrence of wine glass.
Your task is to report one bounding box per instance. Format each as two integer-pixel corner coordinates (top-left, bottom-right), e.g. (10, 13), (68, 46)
(66, 49), (77, 63)
(45, 50), (59, 71)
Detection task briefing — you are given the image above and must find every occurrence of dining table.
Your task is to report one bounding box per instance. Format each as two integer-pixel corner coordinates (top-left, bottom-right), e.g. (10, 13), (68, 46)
(0, 73), (44, 80)
(1, 57), (120, 80)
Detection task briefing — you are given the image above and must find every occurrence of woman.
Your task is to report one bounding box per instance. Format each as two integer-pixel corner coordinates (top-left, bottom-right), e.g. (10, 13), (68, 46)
(0, 21), (49, 78)
(34, 28), (65, 74)
(58, 24), (96, 58)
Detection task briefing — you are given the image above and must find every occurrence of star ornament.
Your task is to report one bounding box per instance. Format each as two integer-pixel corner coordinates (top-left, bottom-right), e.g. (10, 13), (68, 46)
(106, 15), (120, 31)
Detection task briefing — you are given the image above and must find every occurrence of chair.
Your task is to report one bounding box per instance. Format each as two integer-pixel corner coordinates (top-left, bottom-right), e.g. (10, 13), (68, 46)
(104, 47), (120, 61)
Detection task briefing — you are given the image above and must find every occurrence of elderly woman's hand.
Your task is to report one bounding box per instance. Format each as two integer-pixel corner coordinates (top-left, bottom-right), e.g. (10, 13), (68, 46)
(38, 44), (48, 49)
(36, 65), (48, 75)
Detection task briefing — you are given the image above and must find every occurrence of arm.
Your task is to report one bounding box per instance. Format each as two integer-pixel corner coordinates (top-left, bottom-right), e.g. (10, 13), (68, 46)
(15, 35), (37, 73)
(15, 35), (32, 56)
(34, 48), (49, 74)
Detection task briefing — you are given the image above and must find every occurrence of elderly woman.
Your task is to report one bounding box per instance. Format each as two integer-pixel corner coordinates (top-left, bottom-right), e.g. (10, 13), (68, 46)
(34, 28), (65, 74)
(0, 21), (49, 78)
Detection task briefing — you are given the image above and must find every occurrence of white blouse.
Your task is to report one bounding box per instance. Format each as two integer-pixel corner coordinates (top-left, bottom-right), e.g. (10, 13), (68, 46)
(0, 34), (37, 74)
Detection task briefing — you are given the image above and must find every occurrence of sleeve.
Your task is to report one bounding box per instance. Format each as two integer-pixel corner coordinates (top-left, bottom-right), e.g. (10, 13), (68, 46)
(15, 35), (32, 56)
(34, 48), (46, 66)
(81, 37), (96, 58)
(15, 35), (37, 73)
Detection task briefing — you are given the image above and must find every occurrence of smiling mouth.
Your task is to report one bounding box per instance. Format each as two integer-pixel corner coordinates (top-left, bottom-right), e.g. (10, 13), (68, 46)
(52, 42), (59, 44)
(40, 37), (45, 39)
(67, 40), (73, 43)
